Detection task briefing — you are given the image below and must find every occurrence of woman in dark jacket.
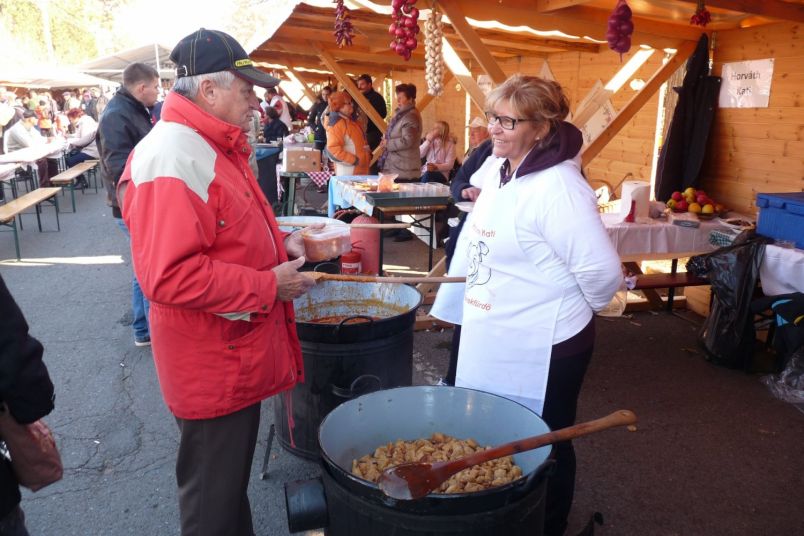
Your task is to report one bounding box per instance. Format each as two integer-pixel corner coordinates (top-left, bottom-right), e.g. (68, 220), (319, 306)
(0, 275), (55, 535)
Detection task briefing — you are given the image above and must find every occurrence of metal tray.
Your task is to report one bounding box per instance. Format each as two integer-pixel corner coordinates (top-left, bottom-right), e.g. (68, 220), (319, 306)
(363, 192), (451, 208)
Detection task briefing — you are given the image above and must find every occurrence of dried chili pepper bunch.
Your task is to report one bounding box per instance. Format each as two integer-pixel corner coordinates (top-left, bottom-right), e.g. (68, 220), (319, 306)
(606, 0), (634, 60)
(388, 0), (420, 60)
(690, 0), (712, 27)
(424, 7), (444, 96)
(334, 0), (355, 48)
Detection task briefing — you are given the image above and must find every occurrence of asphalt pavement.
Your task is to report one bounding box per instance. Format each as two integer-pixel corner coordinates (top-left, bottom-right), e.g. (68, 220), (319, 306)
(2, 185), (803, 536)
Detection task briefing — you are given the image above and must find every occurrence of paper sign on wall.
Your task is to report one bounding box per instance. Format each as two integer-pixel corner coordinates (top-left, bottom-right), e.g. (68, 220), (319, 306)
(718, 58), (774, 108)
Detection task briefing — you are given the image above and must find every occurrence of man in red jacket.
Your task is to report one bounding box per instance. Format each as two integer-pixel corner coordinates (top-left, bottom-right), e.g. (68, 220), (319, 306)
(117, 28), (316, 535)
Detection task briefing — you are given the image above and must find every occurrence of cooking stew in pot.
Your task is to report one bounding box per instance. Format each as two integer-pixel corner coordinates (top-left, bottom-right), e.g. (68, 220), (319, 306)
(352, 433), (524, 494)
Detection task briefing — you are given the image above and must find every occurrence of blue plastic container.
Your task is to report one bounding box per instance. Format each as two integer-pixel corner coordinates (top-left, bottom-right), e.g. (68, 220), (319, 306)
(756, 192), (804, 248)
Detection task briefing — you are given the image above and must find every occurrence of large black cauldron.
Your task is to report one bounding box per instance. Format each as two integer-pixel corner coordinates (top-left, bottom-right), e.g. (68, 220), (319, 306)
(274, 281), (422, 459)
(285, 386), (554, 535)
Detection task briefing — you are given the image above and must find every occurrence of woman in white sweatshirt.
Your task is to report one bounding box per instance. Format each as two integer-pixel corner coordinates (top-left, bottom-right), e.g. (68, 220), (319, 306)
(454, 74), (622, 536)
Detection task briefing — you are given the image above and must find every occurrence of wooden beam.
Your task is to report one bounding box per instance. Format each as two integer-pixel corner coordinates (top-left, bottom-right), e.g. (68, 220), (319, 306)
(453, 3), (697, 49)
(581, 40), (698, 167)
(441, 37), (487, 111)
(676, 0), (804, 23)
(284, 70), (316, 103)
(259, 40), (427, 69)
(288, 4), (600, 55)
(317, 47), (387, 135)
(253, 51), (395, 78)
(558, 6), (704, 42)
(441, 26), (600, 54)
(535, 0), (593, 12)
(438, 0), (507, 85)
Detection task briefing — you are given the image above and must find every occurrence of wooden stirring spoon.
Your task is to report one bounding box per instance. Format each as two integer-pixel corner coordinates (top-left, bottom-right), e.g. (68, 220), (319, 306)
(307, 273), (465, 285)
(378, 409), (637, 500)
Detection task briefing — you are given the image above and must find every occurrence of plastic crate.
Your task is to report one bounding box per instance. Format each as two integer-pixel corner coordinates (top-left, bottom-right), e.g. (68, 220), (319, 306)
(756, 192), (804, 248)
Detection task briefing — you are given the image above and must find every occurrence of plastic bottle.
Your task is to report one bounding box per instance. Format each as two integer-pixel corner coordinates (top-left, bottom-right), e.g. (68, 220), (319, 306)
(340, 249), (362, 274)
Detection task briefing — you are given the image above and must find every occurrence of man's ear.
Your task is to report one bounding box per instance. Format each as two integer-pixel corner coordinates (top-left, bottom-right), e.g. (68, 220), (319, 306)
(197, 79), (217, 106)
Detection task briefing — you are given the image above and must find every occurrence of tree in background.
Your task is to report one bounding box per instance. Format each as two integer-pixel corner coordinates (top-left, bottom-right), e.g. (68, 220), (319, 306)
(0, 0), (133, 67)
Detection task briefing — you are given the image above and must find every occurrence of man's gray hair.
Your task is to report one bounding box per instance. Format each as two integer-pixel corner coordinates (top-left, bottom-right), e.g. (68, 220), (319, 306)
(172, 71), (235, 99)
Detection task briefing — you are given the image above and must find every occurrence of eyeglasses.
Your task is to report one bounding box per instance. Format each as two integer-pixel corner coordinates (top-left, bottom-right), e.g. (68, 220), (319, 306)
(484, 112), (537, 131)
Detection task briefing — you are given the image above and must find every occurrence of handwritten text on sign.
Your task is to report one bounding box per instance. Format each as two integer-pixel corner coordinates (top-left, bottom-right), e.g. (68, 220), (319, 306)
(718, 58), (774, 108)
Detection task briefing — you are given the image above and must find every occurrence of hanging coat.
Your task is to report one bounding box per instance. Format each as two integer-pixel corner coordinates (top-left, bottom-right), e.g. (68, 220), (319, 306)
(655, 34), (722, 202)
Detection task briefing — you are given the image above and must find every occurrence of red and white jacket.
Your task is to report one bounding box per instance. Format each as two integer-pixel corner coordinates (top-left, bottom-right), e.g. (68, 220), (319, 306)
(119, 91), (303, 420)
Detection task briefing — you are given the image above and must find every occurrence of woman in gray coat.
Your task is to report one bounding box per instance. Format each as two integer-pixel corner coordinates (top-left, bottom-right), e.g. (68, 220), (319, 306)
(378, 83), (422, 182)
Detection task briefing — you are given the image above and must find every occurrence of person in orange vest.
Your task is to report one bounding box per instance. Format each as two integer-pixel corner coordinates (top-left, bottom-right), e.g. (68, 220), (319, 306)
(323, 91), (370, 176)
(35, 100), (53, 137)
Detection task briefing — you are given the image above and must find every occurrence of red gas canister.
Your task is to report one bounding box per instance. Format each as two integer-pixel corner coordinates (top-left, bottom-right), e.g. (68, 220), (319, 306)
(349, 215), (381, 275)
(340, 249), (362, 274)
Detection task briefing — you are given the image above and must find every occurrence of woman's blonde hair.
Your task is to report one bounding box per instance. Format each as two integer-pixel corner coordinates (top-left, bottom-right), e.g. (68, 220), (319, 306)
(433, 120), (451, 145)
(485, 74), (570, 130)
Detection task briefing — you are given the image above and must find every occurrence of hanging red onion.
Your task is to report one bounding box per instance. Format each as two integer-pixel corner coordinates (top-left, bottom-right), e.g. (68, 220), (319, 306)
(389, 0), (418, 61)
(607, 0), (634, 59)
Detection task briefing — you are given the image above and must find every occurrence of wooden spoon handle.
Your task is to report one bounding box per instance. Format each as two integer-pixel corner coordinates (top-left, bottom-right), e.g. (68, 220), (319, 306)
(283, 222), (411, 229)
(442, 410), (637, 473)
(351, 223), (410, 229)
(309, 273), (465, 284)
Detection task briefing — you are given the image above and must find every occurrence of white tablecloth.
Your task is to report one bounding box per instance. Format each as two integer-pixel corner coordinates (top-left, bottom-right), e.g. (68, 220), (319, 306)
(601, 213), (721, 261)
(0, 141), (65, 164)
(761, 245), (804, 295)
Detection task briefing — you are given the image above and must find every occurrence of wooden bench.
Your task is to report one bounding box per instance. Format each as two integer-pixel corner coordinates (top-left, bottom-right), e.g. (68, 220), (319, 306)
(631, 271), (709, 311)
(49, 160), (99, 212)
(0, 187), (62, 260)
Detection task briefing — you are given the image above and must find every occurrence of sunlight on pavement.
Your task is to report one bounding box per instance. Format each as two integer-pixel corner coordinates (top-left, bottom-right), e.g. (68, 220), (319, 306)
(0, 255), (125, 267)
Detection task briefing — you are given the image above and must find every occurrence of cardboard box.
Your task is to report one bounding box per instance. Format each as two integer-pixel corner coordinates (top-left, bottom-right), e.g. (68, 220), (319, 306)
(283, 148), (321, 173)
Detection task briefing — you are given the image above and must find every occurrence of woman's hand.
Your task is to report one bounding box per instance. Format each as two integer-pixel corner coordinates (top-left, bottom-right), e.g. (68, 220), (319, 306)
(425, 128), (437, 142)
(461, 187), (481, 201)
(426, 163), (438, 172)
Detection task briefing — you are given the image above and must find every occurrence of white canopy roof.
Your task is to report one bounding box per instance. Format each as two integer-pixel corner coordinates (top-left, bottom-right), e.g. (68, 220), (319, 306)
(0, 67), (115, 90)
(76, 43), (175, 83)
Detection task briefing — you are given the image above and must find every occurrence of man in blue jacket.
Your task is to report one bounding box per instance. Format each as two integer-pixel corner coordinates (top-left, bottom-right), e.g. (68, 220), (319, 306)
(97, 62), (160, 347)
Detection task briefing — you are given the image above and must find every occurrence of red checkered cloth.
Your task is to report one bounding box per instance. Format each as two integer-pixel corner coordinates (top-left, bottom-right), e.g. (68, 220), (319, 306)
(306, 170), (332, 188)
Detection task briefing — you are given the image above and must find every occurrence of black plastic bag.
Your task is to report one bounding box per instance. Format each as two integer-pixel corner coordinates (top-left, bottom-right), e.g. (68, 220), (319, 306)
(761, 346), (804, 403)
(686, 235), (770, 369)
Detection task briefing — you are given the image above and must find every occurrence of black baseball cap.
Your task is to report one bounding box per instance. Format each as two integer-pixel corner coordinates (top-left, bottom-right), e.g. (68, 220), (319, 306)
(170, 28), (279, 88)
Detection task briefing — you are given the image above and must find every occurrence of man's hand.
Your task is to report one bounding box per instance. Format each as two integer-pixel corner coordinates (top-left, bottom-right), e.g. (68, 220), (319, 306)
(272, 257), (316, 302)
(284, 223), (326, 259)
(462, 187), (481, 201)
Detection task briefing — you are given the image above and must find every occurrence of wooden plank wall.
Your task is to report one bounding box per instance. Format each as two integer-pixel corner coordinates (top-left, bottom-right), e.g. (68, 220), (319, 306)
(703, 22), (803, 215)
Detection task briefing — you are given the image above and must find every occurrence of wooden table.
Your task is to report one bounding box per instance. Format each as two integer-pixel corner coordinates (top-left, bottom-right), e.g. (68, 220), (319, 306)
(375, 203), (447, 272)
(0, 163), (22, 199)
(0, 142), (65, 165)
(276, 171), (312, 217)
(601, 212), (726, 309)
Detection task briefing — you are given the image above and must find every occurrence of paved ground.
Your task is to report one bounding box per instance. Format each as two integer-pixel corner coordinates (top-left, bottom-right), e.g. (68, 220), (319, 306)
(2, 186), (803, 535)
